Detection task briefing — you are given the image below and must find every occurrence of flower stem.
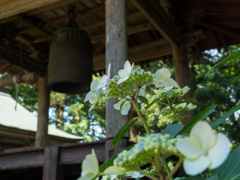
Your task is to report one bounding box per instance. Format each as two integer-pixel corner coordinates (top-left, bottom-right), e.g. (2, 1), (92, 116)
(167, 97), (184, 126)
(165, 158), (184, 180)
(132, 100), (150, 135)
(135, 168), (159, 180)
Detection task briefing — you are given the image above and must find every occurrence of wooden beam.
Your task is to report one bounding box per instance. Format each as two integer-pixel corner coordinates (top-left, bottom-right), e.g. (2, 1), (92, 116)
(93, 38), (196, 71)
(0, 72), (40, 87)
(21, 11), (141, 35)
(131, 0), (182, 48)
(197, 21), (240, 40)
(0, 0), (78, 20)
(210, 31), (221, 53)
(33, 21), (152, 44)
(35, 75), (49, 148)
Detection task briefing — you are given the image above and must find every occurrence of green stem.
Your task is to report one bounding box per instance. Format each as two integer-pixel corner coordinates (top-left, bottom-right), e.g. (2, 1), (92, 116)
(163, 159), (173, 180)
(152, 158), (165, 180)
(165, 158), (184, 180)
(167, 97), (184, 126)
(135, 168), (159, 180)
(132, 100), (150, 134)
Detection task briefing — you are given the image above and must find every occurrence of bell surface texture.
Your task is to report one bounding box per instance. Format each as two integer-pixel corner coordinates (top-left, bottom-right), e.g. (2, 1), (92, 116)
(48, 27), (93, 94)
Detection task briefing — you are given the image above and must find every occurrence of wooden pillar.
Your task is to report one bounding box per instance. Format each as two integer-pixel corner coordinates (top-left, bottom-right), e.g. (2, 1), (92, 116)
(105, 0), (129, 160)
(43, 146), (64, 180)
(173, 42), (194, 124)
(35, 75), (50, 147)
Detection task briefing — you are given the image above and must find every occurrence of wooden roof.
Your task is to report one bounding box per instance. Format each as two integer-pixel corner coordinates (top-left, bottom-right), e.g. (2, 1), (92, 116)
(0, 0), (240, 76)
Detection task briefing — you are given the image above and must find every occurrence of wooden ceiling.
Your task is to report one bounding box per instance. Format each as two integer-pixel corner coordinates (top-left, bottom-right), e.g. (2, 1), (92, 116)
(0, 0), (240, 76)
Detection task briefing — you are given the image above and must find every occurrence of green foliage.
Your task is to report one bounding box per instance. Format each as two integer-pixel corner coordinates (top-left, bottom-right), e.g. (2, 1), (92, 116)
(162, 123), (183, 137)
(212, 146), (240, 180)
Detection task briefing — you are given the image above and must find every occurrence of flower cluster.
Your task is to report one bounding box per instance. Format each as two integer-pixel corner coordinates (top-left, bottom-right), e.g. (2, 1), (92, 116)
(113, 133), (180, 169)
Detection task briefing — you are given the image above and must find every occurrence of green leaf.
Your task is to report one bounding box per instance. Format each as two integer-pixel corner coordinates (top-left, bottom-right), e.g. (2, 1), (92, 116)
(112, 117), (138, 149)
(205, 50), (240, 79)
(180, 176), (204, 180)
(163, 123), (183, 137)
(145, 88), (172, 109)
(176, 104), (216, 136)
(227, 74), (240, 87)
(99, 145), (134, 172)
(176, 99), (200, 105)
(206, 175), (219, 180)
(211, 103), (240, 129)
(138, 96), (149, 105)
(113, 99), (121, 105)
(212, 145), (240, 180)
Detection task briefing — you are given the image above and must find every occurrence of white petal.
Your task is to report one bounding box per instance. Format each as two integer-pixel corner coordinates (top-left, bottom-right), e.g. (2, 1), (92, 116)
(104, 166), (126, 175)
(176, 137), (203, 159)
(190, 121), (216, 150)
(89, 102), (97, 112)
(159, 68), (171, 80)
(121, 101), (131, 115)
(117, 76), (129, 85)
(118, 69), (128, 78)
(161, 80), (172, 87)
(130, 62), (134, 74)
(107, 63), (111, 76)
(166, 78), (180, 88)
(124, 60), (132, 73)
(84, 91), (95, 102)
(114, 99), (124, 110)
(96, 75), (108, 90)
(110, 175), (117, 180)
(184, 155), (210, 176)
(208, 133), (230, 169)
(91, 79), (99, 92)
(155, 70), (165, 81)
(82, 149), (99, 176)
(89, 94), (98, 104)
(78, 173), (96, 180)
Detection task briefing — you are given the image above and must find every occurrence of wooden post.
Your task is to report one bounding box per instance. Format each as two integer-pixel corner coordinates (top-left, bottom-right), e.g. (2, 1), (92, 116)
(105, 0), (129, 160)
(35, 75), (50, 148)
(43, 146), (64, 180)
(172, 42), (194, 124)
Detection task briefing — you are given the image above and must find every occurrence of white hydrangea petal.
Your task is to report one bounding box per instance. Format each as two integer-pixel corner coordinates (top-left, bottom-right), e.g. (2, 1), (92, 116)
(84, 91), (95, 102)
(114, 99), (124, 110)
(78, 173), (96, 180)
(121, 101), (131, 115)
(91, 79), (99, 92)
(176, 137), (203, 159)
(107, 63), (111, 76)
(190, 121), (216, 150)
(124, 60), (132, 73)
(208, 133), (230, 169)
(118, 69), (128, 78)
(96, 75), (108, 90)
(167, 78), (180, 88)
(104, 166), (126, 175)
(82, 149), (99, 176)
(155, 70), (165, 81)
(117, 76), (129, 85)
(183, 155), (210, 176)
(161, 80), (172, 87)
(159, 68), (171, 79)
(130, 62), (134, 73)
(89, 94), (98, 104)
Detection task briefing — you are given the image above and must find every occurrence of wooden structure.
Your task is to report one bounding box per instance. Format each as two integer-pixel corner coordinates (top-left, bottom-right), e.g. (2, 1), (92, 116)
(1, 0), (240, 179)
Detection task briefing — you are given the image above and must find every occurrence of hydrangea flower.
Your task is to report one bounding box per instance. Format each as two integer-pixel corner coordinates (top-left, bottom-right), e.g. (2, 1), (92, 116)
(79, 149), (99, 180)
(153, 68), (179, 88)
(137, 84), (146, 103)
(176, 121), (230, 176)
(84, 79), (98, 103)
(126, 171), (144, 178)
(117, 60), (134, 85)
(97, 63), (111, 90)
(104, 166), (127, 175)
(114, 99), (131, 115)
(89, 94), (98, 112)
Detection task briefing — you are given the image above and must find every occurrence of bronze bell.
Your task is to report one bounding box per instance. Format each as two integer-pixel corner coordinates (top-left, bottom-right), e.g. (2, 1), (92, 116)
(48, 27), (93, 94)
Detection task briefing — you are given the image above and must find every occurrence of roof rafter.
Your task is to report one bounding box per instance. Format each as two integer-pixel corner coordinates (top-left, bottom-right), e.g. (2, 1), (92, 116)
(131, 0), (182, 48)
